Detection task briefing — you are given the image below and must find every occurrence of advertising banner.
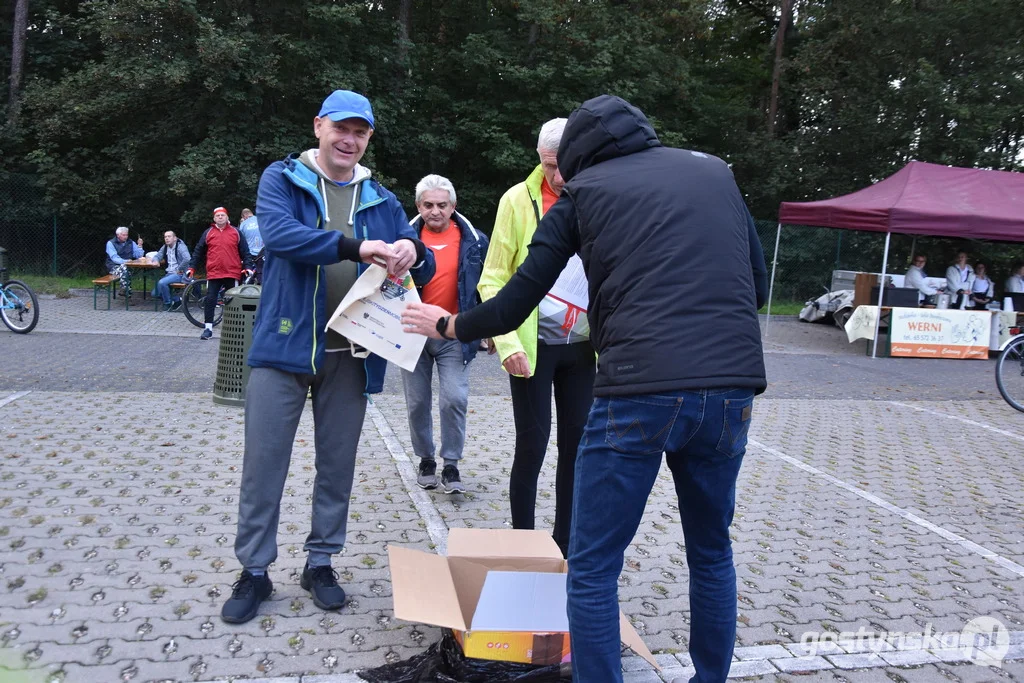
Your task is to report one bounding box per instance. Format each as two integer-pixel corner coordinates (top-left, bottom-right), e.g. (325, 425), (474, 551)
(889, 307), (990, 359)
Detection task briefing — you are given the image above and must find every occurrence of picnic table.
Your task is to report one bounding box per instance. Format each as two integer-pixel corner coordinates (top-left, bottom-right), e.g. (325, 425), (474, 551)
(92, 258), (162, 310)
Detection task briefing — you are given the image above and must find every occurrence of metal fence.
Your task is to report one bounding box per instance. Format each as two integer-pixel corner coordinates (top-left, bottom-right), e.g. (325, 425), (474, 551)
(0, 173), (205, 280)
(6, 172), (1024, 304)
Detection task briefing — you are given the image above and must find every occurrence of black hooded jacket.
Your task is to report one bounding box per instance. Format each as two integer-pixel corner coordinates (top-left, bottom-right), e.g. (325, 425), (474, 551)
(456, 95), (767, 396)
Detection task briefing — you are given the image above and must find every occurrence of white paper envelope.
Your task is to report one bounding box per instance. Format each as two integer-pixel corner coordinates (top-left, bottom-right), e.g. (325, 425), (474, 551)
(325, 264), (427, 372)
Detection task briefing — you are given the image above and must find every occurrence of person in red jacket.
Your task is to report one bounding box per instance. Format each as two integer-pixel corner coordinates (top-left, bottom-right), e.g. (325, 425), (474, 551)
(187, 207), (253, 339)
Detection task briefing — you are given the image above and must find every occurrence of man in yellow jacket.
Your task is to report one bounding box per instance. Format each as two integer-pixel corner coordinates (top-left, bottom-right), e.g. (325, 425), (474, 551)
(478, 118), (595, 557)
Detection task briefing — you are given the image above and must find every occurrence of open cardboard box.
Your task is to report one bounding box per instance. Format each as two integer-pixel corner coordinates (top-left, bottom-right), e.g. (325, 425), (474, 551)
(388, 528), (657, 667)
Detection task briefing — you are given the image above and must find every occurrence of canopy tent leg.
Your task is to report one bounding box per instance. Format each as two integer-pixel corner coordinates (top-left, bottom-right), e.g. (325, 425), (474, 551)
(909, 236), (917, 261)
(764, 222), (782, 337)
(870, 232), (892, 359)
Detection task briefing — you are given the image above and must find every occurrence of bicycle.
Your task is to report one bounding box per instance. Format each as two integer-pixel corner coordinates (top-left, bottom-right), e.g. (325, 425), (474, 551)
(181, 254), (262, 328)
(996, 330), (1024, 412)
(0, 279), (40, 334)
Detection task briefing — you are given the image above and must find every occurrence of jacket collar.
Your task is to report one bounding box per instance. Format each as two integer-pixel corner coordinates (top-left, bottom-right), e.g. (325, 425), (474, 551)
(409, 211), (481, 243)
(281, 154), (385, 221)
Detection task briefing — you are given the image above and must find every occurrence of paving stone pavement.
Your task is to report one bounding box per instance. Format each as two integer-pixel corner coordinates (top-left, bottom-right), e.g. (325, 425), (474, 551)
(2, 386), (1023, 682)
(1, 296), (1023, 681)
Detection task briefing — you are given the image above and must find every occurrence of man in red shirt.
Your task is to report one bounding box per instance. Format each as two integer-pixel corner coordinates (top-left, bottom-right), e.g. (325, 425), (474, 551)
(403, 175), (489, 493)
(187, 207), (253, 339)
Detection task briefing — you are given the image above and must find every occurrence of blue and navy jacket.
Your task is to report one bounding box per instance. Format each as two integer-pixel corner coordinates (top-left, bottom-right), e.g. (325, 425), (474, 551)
(248, 154), (436, 393)
(409, 211), (490, 364)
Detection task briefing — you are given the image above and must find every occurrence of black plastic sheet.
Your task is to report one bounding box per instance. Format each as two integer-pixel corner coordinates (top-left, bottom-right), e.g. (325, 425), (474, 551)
(357, 630), (572, 683)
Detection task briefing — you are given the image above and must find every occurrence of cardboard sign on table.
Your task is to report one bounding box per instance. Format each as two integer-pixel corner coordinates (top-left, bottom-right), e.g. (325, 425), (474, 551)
(325, 264), (426, 372)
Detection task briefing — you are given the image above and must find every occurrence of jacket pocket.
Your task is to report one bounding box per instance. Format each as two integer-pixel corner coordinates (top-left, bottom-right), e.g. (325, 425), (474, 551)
(715, 392), (754, 457)
(605, 395), (683, 455)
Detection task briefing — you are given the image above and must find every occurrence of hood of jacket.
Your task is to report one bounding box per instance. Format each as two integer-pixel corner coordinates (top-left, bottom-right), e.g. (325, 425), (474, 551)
(557, 95), (661, 183)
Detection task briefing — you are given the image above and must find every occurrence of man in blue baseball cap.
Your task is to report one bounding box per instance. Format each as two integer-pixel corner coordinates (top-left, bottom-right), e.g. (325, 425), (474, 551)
(218, 90), (435, 625)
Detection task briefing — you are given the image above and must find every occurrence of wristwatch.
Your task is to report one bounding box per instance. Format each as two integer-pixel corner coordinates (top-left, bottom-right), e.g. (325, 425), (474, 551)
(436, 315), (455, 340)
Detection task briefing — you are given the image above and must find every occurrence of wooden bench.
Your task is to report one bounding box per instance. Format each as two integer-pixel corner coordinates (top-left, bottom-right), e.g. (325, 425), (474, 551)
(92, 274), (117, 310)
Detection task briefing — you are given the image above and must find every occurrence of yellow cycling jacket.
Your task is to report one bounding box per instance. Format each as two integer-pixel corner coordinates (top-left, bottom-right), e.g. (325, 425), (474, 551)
(477, 165), (546, 375)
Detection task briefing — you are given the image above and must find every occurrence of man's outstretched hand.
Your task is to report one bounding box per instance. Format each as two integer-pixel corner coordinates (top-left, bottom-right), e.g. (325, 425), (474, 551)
(402, 302), (451, 339)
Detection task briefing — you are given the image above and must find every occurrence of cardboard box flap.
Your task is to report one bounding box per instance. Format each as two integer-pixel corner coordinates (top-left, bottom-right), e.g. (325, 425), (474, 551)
(470, 571), (569, 632)
(620, 610), (658, 669)
(448, 556), (566, 624)
(447, 528), (564, 560)
(388, 545), (466, 631)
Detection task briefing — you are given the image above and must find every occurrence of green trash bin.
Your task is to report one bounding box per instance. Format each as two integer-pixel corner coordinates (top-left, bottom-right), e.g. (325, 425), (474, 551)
(213, 283), (262, 407)
(0, 246), (8, 283)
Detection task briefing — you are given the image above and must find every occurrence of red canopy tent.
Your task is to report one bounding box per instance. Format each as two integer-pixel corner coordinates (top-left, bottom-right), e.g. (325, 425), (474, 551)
(766, 161), (1024, 356)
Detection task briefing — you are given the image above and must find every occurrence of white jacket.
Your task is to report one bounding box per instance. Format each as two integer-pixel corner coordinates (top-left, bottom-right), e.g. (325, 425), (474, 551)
(971, 276), (994, 299)
(1006, 275), (1024, 293)
(946, 264), (975, 294)
(905, 265), (938, 300)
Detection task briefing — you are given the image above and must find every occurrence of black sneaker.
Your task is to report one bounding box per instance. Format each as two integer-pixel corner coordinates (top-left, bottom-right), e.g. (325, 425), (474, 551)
(300, 565), (347, 610)
(220, 570), (272, 624)
(169, 300), (182, 312)
(417, 459), (438, 489)
(200, 328), (213, 340)
(441, 465), (465, 494)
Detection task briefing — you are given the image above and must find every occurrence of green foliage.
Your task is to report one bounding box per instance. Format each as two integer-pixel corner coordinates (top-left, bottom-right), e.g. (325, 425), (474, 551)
(1, 0), (1021, 257)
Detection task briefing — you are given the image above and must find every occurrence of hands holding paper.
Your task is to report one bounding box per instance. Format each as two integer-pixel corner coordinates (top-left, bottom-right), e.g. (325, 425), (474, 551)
(358, 239), (418, 275)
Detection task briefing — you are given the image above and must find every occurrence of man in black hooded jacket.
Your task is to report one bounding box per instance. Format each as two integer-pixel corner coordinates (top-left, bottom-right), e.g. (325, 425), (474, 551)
(403, 94), (767, 683)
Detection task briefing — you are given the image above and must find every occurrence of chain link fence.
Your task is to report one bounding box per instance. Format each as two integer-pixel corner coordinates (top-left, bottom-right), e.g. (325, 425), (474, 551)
(0, 173), (207, 280)
(6, 172), (1024, 303)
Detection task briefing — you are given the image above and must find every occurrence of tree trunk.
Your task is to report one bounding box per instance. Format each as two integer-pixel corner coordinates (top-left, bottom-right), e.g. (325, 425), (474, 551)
(767, 0), (792, 137)
(397, 0), (412, 62)
(8, 0), (29, 126)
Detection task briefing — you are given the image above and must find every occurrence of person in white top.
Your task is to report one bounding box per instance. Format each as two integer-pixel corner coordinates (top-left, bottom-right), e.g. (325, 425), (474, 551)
(1005, 264), (1024, 294)
(969, 262), (994, 309)
(945, 251), (975, 308)
(905, 255), (940, 305)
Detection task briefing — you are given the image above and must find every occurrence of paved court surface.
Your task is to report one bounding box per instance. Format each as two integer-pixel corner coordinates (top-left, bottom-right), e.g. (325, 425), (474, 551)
(1, 294), (1022, 682)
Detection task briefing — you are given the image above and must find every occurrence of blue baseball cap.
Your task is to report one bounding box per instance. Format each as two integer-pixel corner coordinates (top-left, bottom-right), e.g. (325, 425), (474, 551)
(318, 90), (375, 128)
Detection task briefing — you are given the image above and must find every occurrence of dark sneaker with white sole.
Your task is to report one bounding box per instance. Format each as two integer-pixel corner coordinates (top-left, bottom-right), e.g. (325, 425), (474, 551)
(300, 564), (347, 610)
(417, 459), (438, 489)
(200, 328), (212, 340)
(220, 570), (272, 624)
(441, 465), (465, 494)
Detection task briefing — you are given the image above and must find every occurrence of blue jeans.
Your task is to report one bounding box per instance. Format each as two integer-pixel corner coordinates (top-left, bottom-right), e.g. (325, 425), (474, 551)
(154, 272), (186, 304)
(567, 388), (754, 683)
(401, 339), (470, 463)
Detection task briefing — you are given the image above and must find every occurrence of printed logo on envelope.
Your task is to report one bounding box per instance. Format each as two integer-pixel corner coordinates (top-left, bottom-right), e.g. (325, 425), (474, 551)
(380, 273), (414, 301)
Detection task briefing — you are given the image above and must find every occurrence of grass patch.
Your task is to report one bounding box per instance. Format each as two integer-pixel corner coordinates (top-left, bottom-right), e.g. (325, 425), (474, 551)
(760, 300), (804, 315)
(9, 274), (98, 295)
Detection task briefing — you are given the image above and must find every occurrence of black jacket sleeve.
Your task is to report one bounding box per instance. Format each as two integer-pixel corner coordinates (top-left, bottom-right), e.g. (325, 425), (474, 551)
(455, 195), (579, 342)
(189, 229), (210, 272)
(747, 212), (768, 309)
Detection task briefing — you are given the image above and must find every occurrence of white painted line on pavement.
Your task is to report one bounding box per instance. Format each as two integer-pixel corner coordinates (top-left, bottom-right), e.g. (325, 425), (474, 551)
(749, 438), (1024, 578)
(0, 391), (31, 409)
(889, 400), (1024, 443)
(367, 402), (449, 555)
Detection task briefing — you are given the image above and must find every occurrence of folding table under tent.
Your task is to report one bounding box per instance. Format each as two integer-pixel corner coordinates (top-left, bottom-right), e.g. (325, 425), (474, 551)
(765, 160), (1024, 357)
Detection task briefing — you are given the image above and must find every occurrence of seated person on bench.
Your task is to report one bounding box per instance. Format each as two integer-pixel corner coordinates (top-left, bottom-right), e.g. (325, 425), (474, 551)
(904, 255), (942, 306)
(104, 226), (144, 297)
(150, 230), (191, 311)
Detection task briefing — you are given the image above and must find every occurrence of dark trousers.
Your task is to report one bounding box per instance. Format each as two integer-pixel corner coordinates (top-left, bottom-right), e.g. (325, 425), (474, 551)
(204, 277), (236, 324)
(567, 388), (754, 683)
(508, 340), (595, 556)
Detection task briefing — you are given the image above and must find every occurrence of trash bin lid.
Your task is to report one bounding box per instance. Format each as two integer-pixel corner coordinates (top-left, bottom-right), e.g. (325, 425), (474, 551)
(224, 284), (261, 299)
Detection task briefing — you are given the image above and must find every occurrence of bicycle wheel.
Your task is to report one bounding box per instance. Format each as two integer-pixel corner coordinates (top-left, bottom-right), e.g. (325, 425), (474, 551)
(995, 335), (1024, 412)
(1, 280), (40, 334)
(181, 279), (223, 328)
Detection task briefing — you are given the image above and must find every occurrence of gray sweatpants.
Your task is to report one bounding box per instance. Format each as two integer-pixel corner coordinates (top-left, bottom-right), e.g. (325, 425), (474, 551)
(234, 351), (367, 571)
